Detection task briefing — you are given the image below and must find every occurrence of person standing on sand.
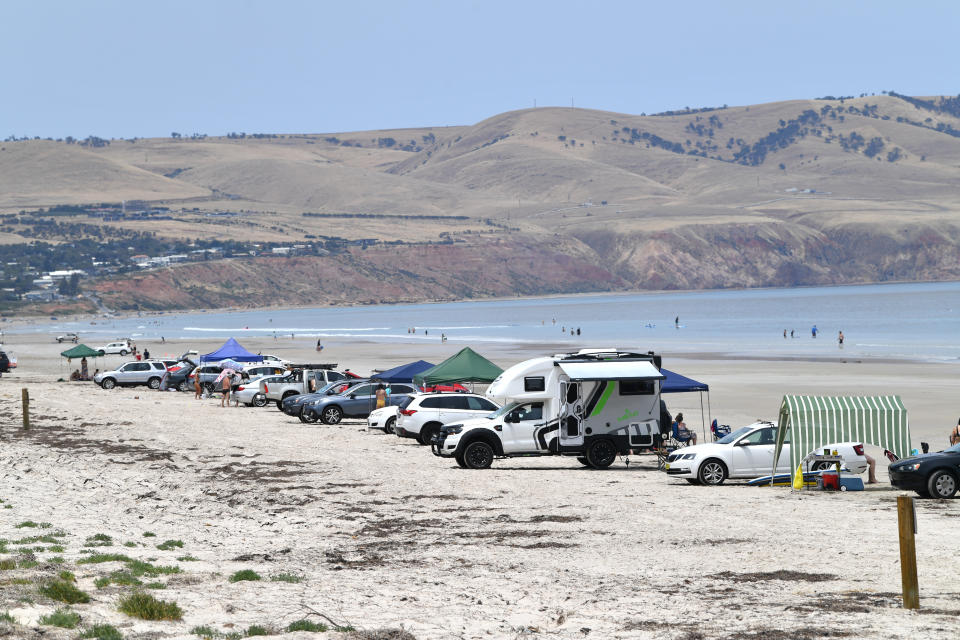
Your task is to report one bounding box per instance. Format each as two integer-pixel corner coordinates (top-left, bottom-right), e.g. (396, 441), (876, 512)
(949, 418), (960, 446)
(80, 357), (89, 380)
(194, 371), (202, 400)
(220, 373), (232, 407)
(375, 383), (386, 410)
(143, 348), (150, 360)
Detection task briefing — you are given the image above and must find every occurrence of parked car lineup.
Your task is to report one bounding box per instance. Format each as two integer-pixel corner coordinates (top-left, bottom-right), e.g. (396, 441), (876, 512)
(300, 382), (417, 424)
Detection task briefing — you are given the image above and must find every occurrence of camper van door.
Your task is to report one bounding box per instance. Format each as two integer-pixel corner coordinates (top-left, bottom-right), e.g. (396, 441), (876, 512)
(558, 380), (585, 448)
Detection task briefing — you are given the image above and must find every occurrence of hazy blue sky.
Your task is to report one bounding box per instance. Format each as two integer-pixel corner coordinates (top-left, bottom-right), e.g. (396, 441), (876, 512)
(4, 1), (958, 139)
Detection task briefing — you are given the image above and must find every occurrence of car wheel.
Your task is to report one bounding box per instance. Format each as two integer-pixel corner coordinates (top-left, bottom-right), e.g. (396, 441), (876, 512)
(419, 424), (440, 446)
(455, 453), (468, 469)
(253, 393), (268, 408)
(147, 377), (161, 390)
(177, 380), (190, 392)
(299, 407), (319, 424)
(576, 456), (590, 466)
(927, 470), (958, 499)
(686, 478), (701, 485)
(463, 441), (494, 469)
(698, 458), (728, 485)
(321, 406), (343, 425)
(384, 417), (396, 434)
(120, 349), (128, 356)
(585, 439), (617, 469)
(101, 377), (116, 390)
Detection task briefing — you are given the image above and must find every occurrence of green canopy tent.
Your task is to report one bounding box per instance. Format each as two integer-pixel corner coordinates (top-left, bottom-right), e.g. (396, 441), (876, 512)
(413, 347), (504, 387)
(773, 395), (912, 487)
(60, 344), (105, 361)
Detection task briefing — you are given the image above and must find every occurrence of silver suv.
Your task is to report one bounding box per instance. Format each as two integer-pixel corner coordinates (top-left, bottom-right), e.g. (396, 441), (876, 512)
(395, 393), (500, 445)
(95, 360), (169, 389)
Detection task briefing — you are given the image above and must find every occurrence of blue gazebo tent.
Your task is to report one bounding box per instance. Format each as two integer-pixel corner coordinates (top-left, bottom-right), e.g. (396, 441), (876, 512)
(660, 368), (711, 438)
(199, 338), (264, 364)
(373, 360), (435, 383)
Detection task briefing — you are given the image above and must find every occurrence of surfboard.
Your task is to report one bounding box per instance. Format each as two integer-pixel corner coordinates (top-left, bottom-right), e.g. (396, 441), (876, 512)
(748, 471), (821, 487)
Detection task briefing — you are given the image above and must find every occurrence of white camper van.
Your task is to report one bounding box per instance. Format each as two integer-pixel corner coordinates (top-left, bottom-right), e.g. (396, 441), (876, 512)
(431, 349), (667, 469)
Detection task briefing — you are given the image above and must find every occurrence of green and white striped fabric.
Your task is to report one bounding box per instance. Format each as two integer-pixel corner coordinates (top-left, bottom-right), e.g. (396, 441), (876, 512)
(774, 395), (911, 483)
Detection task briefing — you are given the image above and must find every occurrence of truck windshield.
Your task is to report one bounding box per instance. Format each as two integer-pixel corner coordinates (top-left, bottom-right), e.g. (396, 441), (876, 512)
(486, 402), (521, 419)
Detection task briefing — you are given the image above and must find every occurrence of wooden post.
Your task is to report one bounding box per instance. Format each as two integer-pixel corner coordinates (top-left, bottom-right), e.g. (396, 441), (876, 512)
(897, 495), (919, 609)
(21, 388), (30, 430)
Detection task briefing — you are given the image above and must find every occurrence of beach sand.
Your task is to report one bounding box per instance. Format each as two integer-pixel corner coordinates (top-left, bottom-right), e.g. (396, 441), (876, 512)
(1, 333), (959, 639)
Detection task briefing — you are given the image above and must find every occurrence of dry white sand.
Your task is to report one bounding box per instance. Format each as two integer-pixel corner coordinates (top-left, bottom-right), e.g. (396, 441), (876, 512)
(2, 334), (959, 639)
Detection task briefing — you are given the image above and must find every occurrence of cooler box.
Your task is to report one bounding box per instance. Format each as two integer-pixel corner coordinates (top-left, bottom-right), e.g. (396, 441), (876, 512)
(819, 470), (840, 490)
(839, 475), (865, 491)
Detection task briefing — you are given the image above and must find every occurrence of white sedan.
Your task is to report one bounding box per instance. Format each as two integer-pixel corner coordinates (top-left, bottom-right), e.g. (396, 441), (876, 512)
(367, 405), (400, 433)
(663, 421), (868, 485)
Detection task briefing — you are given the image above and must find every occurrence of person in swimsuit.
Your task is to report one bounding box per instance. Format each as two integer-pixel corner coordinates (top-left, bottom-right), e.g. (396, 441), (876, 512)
(950, 418), (960, 446)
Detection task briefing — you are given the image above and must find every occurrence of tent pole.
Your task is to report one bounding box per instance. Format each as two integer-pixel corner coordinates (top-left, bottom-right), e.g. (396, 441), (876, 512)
(700, 391), (705, 441)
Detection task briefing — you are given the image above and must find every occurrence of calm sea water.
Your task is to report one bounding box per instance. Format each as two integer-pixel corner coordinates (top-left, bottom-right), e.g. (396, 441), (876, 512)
(16, 281), (960, 362)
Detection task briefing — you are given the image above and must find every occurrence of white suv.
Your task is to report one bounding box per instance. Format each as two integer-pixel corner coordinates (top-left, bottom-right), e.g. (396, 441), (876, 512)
(98, 340), (133, 355)
(395, 393), (500, 445)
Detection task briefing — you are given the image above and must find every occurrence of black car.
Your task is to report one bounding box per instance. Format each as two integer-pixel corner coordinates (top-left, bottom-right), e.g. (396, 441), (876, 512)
(889, 444), (960, 498)
(282, 378), (369, 422)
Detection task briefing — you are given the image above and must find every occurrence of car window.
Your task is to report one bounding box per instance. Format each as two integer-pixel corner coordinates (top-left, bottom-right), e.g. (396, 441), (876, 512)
(329, 371), (345, 381)
(420, 397), (444, 409)
(152, 362), (166, 370)
(739, 427), (776, 446)
(511, 403), (543, 421)
(447, 396), (470, 410)
(467, 396), (497, 411)
(399, 396), (416, 410)
(392, 384), (414, 394)
(348, 384), (374, 396)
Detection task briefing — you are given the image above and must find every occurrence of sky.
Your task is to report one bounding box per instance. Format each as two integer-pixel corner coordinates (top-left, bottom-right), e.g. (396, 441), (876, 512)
(3, 0), (959, 139)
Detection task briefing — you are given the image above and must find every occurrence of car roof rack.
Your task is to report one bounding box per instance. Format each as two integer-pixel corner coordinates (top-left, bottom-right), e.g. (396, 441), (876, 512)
(284, 363), (339, 370)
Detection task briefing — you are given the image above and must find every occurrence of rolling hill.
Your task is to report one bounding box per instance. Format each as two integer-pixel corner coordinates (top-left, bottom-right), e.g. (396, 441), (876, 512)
(3, 92), (960, 311)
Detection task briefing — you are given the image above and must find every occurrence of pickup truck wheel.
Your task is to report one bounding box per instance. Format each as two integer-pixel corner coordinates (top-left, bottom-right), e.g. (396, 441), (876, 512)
(585, 439), (617, 469)
(100, 377), (116, 390)
(576, 457), (590, 466)
(299, 408), (319, 424)
(455, 453), (468, 469)
(120, 349), (128, 356)
(177, 380), (190, 392)
(252, 393), (267, 408)
(321, 406), (343, 425)
(419, 424), (440, 446)
(147, 377), (161, 390)
(384, 417), (396, 434)
(463, 441), (494, 469)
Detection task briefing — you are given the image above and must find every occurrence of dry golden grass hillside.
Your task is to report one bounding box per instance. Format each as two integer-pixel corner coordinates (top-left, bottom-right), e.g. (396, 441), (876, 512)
(4, 93), (960, 309)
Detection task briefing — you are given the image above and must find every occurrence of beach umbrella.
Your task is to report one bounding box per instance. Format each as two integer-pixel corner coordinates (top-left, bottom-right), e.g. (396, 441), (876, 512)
(219, 359), (244, 371)
(214, 368), (237, 384)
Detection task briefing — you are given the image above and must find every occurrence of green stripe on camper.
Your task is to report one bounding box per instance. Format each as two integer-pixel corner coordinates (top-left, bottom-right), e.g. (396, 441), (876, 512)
(773, 395), (910, 486)
(590, 382), (615, 417)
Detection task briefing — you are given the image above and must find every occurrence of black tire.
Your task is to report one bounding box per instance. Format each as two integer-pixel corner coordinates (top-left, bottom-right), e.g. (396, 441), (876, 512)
(101, 377), (116, 390)
(915, 488), (931, 498)
(686, 478), (701, 485)
(455, 453), (468, 469)
(120, 349), (128, 356)
(698, 458), (728, 485)
(419, 423), (441, 446)
(321, 405), (343, 425)
(147, 377), (161, 390)
(585, 439), (617, 469)
(299, 407), (319, 424)
(463, 441), (494, 469)
(576, 456), (590, 466)
(252, 393), (268, 408)
(177, 379), (190, 392)
(927, 470), (958, 499)
(384, 417), (396, 434)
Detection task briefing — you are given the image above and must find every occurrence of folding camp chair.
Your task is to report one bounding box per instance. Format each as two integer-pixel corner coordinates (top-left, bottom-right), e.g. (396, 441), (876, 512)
(710, 419), (731, 441)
